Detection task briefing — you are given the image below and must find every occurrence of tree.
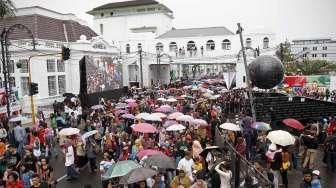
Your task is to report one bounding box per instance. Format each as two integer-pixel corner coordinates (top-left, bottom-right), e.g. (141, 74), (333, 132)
(285, 59), (336, 75)
(0, 0), (15, 18)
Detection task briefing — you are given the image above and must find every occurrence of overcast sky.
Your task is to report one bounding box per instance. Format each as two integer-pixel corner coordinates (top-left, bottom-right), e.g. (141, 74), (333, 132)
(14, 0), (336, 42)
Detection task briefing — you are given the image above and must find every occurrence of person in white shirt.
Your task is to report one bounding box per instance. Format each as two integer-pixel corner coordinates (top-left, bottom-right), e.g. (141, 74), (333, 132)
(64, 140), (79, 180)
(215, 161), (232, 188)
(177, 151), (195, 182)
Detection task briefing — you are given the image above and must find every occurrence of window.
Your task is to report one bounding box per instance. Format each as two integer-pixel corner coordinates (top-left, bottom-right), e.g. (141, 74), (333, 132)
(47, 59), (56, 72)
(263, 37), (269, 49)
(93, 43), (106, 49)
(0, 77), (2, 88)
(206, 40), (215, 51)
(156, 42), (164, 52)
(45, 42), (55, 48)
(221, 39), (231, 50)
(57, 59), (65, 72)
(58, 75), (66, 94)
(312, 54), (317, 58)
(169, 42), (177, 52)
(323, 46), (328, 50)
(322, 54), (327, 57)
(100, 13), (104, 17)
(303, 47), (308, 51)
(312, 47), (317, 51)
(48, 76), (57, 96)
(187, 41), (196, 50)
(110, 12), (114, 16)
(303, 54), (307, 58)
(9, 77), (15, 88)
(20, 77), (29, 96)
(137, 8), (146, 12)
(246, 38), (252, 48)
(99, 24), (103, 35)
(147, 8), (155, 11)
(126, 44), (130, 53)
(8, 60), (14, 73)
(19, 59), (28, 73)
(137, 43), (142, 50)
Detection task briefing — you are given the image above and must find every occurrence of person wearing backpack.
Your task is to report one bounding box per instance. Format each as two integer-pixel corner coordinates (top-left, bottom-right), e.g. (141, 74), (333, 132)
(280, 147), (290, 188)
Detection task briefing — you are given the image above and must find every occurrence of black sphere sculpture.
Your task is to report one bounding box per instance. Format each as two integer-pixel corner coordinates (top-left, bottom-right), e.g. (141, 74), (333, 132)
(248, 55), (284, 89)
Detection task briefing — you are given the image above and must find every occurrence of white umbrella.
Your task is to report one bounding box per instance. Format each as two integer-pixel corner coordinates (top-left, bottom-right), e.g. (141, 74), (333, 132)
(59, 128), (80, 136)
(267, 130), (296, 146)
(142, 114), (162, 122)
(219, 123), (241, 131)
(91, 105), (104, 110)
(166, 124), (186, 131)
(192, 119), (208, 127)
(176, 115), (194, 122)
(82, 130), (98, 140)
(157, 98), (166, 102)
(125, 99), (136, 103)
(203, 93), (213, 98)
(135, 113), (151, 119)
(9, 116), (28, 122)
(166, 98), (177, 102)
(151, 113), (167, 119)
(167, 112), (184, 120)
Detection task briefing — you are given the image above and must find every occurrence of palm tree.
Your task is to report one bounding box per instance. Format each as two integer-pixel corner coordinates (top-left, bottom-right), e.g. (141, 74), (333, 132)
(0, 0), (15, 18)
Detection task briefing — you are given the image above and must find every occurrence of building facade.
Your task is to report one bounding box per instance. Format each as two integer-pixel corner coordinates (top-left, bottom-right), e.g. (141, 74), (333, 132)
(291, 37), (336, 62)
(0, 6), (119, 114)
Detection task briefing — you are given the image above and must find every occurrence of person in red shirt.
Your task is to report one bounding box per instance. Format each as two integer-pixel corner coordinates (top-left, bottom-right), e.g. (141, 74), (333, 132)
(6, 172), (23, 188)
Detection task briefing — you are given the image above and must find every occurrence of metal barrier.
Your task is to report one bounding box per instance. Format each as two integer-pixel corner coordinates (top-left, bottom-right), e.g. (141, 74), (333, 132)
(215, 128), (273, 188)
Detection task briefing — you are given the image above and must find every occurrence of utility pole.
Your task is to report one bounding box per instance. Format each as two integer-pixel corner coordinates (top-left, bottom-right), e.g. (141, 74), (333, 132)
(138, 47), (143, 88)
(236, 23), (256, 121)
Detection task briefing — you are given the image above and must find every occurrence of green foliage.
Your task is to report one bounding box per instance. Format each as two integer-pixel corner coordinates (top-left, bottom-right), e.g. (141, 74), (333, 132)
(285, 60), (336, 75)
(0, 0), (15, 18)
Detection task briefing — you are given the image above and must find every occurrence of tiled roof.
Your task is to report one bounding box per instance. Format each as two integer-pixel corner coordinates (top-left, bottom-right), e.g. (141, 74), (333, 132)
(90, 0), (158, 11)
(157, 27), (235, 39)
(0, 14), (97, 42)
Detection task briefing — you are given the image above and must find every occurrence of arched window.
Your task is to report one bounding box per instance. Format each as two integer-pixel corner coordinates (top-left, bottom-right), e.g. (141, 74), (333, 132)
(246, 38), (252, 48)
(187, 41), (196, 50)
(222, 39), (231, 50)
(263, 37), (269, 49)
(206, 40), (215, 51)
(126, 44), (130, 53)
(169, 42), (177, 52)
(156, 42), (164, 52)
(137, 43), (142, 50)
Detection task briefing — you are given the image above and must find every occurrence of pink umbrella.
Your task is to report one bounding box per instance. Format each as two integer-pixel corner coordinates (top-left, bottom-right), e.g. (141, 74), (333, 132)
(127, 102), (138, 108)
(192, 119), (208, 127)
(167, 112), (184, 120)
(136, 149), (164, 160)
(132, 123), (157, 133)
(163, 120), (178, 128)
(125, 99), (136, 103)
(155, 105), (174, 113)
(121, 114), (135, 119)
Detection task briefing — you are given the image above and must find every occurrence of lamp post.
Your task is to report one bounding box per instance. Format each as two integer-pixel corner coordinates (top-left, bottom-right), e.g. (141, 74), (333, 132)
(138, 46), (143, 88)
(1, 24), (36, 118)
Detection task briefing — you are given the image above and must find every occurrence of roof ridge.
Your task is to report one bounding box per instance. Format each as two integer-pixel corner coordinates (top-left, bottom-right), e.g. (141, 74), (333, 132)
(171, 26), (231, 31)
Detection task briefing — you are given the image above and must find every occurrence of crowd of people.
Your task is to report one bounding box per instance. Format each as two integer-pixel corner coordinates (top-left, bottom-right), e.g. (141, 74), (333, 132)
(0, 78), (334, 188)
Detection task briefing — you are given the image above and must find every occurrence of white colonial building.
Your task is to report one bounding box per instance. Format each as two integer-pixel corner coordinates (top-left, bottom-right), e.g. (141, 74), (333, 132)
(0, 6), (119, 115)
(88, 0), (277, 88)
(291, 37), (336, 62)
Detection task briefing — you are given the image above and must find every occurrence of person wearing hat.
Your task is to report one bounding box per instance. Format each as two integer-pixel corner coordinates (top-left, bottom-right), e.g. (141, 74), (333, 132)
(170, 169), (191, 188)
(311, 170), (321, 188)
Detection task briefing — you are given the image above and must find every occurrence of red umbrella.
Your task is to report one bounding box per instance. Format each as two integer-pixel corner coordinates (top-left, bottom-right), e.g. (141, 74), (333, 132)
(136, 149), (163, 160)
(282, 118), (304, 130)
(131, 123), (157, 133)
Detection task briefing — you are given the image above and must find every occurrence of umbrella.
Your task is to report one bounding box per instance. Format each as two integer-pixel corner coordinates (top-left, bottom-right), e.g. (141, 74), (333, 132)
(252, 122), (272, 131)
(142, 114), (162, 122)
(125, 99), (136, 103)
(157, 97), (166, 102)
(127, 102), (138, 108)
(132, 123), (157, 133)
(167, 98), (177, 102)
(115, 102), (127, 109)
(82, 130), (98, 140)
(219, 123), (241, 131)
(102, 160), (140, 179)
(135, 113), (151, 119)
(155, 105), (174, 113)
(176, 115), (194, 122)
(192, 119), (208, 127)
(167, 112), (183, 120)
(59, 128), (80, 136)
(282, 118), (304, 130)
(163, 120), (178, 128)
(119, 167), (157, 185)
(166, 124), (186, 131)
(121, 114), (135, 119)
(136, 149), (164, 160)
(151, 113), (167, 119)
(143, 154), (176, 169)
(91, 105), (104, 110)
(267, 130), (295, 146)
(9, 116), (28, 123)
(116, 109), (127, 114)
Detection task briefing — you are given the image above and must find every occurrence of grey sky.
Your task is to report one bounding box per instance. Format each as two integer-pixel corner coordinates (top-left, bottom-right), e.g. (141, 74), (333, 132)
(14, 0), (336, 42)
